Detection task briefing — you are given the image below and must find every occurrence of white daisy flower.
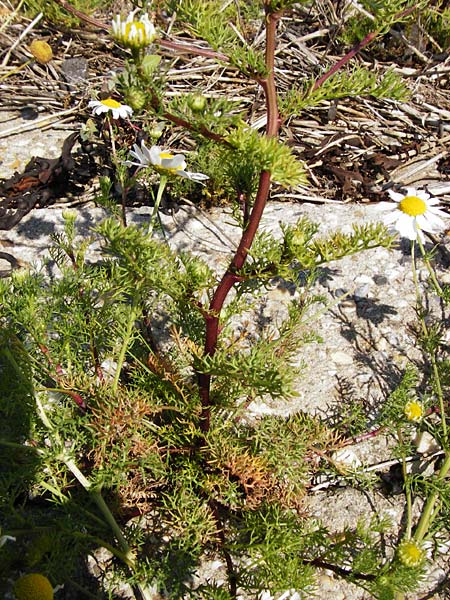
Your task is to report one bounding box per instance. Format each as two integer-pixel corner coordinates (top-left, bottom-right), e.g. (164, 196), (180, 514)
(126, 141), (209, 182)
(88, 98), (133, 120)
(382, 188), (447, 242)
(112, 11), (157, 49)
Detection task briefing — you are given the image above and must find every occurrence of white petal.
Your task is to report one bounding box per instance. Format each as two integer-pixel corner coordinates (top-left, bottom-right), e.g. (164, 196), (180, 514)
(395, 213), (418, 240)
(139, 142), (153, 163)
(387, 190), (404, 203)
(426, 197), (442, 206)
(93, 105), (108, 115)
(0, 535), (16, 548)
(161, 154), (186, 170)
(184, 171), (209, 182)
(417, 212), (445, 233)
(149, 145), (162, 165)
(383, 209), (401, 225)
(428, 205), (447, 220)
(410, 188), (430, 201)
(129, 148), (146, 165)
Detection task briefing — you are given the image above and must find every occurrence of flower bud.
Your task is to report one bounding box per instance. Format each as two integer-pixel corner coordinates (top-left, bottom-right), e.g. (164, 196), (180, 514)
(397, 539), (425, 567)
(148, 122), (165, 141)
(62, 208), (78, 222)
(126, 88), (148, 111)
(189, 94), (207, 113)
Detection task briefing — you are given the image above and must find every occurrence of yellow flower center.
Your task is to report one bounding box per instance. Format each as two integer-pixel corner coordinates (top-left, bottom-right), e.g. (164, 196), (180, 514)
(160, 152), (174, 160)
(398, 540), (424, 566)
(399, 196), (427, 217)
(14, 573), (54, 600)
(125, 21), (146, 38)
(101, 98), (122, 109)
(404, 401), (423, 422)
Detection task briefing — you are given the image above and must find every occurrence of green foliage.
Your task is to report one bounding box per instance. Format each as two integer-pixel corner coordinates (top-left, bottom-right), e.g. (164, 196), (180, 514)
(225, 125), (307, 190)
(243, 219), (395, 282)
(423, 2), (450, 48)
(0, 203), (396, 595)
(282, 67), (409, 116)
(22, 0), (113, 26)
(377, 366), (420, 426)
(340, 0), (425, 45)
(165, 0), (267, 76)
(4, 0), (450, 598)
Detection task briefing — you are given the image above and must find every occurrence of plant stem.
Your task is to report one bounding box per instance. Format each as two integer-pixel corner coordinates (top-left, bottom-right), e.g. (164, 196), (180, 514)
(397, 428), (413, 538)
(312, 6), (416, 92)
(148, 175), (167, 235)
(64, 459), (157, 600)
(414, 451), (450, 543)
(35, 395), (157, 600)
(416, 236), (443, 296)
(409, 239), (449, 544)
(198, 11), (281, 431)
(411, 241), (447, 441)
(112, 297), (140, 394)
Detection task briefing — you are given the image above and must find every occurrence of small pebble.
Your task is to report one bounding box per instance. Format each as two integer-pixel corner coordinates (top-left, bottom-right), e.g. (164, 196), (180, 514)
(413, 431), (441, 455)
(330, 350), (353, 365)
(373, 274), (388, 285)
(332, 448), (362, 468)
(354, 283), (370, 299)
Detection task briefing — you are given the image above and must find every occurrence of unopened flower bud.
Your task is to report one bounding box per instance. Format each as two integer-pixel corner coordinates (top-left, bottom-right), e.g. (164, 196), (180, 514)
(62, 208), (77, 222)
(148, 122), (165, 141)
(189, 260), (211, 285)
(397, 539), (425, 567)
(189, 94), (207, 113)
(126, 88), (147, 111)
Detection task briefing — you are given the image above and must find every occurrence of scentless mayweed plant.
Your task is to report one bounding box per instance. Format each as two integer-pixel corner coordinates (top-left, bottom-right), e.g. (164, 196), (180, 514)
(1, 1), (450, 599)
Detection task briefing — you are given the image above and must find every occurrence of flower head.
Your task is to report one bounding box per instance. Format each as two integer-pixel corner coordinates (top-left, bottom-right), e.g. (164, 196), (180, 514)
(112, 11), (157, 49)
(29, 40), (53, 64)
(14, 573), (54, 600)
(126, 141), (209, 182)
(382, 188), (447, 242)
(404, 400), (424, 422)
(397, 538), (426, 567)
(88, 98), (133, 120)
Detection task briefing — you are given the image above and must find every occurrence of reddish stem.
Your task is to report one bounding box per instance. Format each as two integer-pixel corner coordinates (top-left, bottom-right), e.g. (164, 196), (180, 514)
(53, 0), (230, 63)
(312, 31), (378, 91)
(312, 6), (417, 92)
(159, 39), (229, 62)
(198, 10), (282, 432)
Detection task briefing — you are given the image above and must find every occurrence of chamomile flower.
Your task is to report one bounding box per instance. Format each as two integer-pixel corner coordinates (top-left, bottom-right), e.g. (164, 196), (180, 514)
(382, 188), (447, 242)
(404, 400), (424, 422)
(397, 538), (426, 567)
(88, 98), (133, 120)
(126, 141), (209, 182)
(112, 11), (157, 50)
(14, 573), (54, 600)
